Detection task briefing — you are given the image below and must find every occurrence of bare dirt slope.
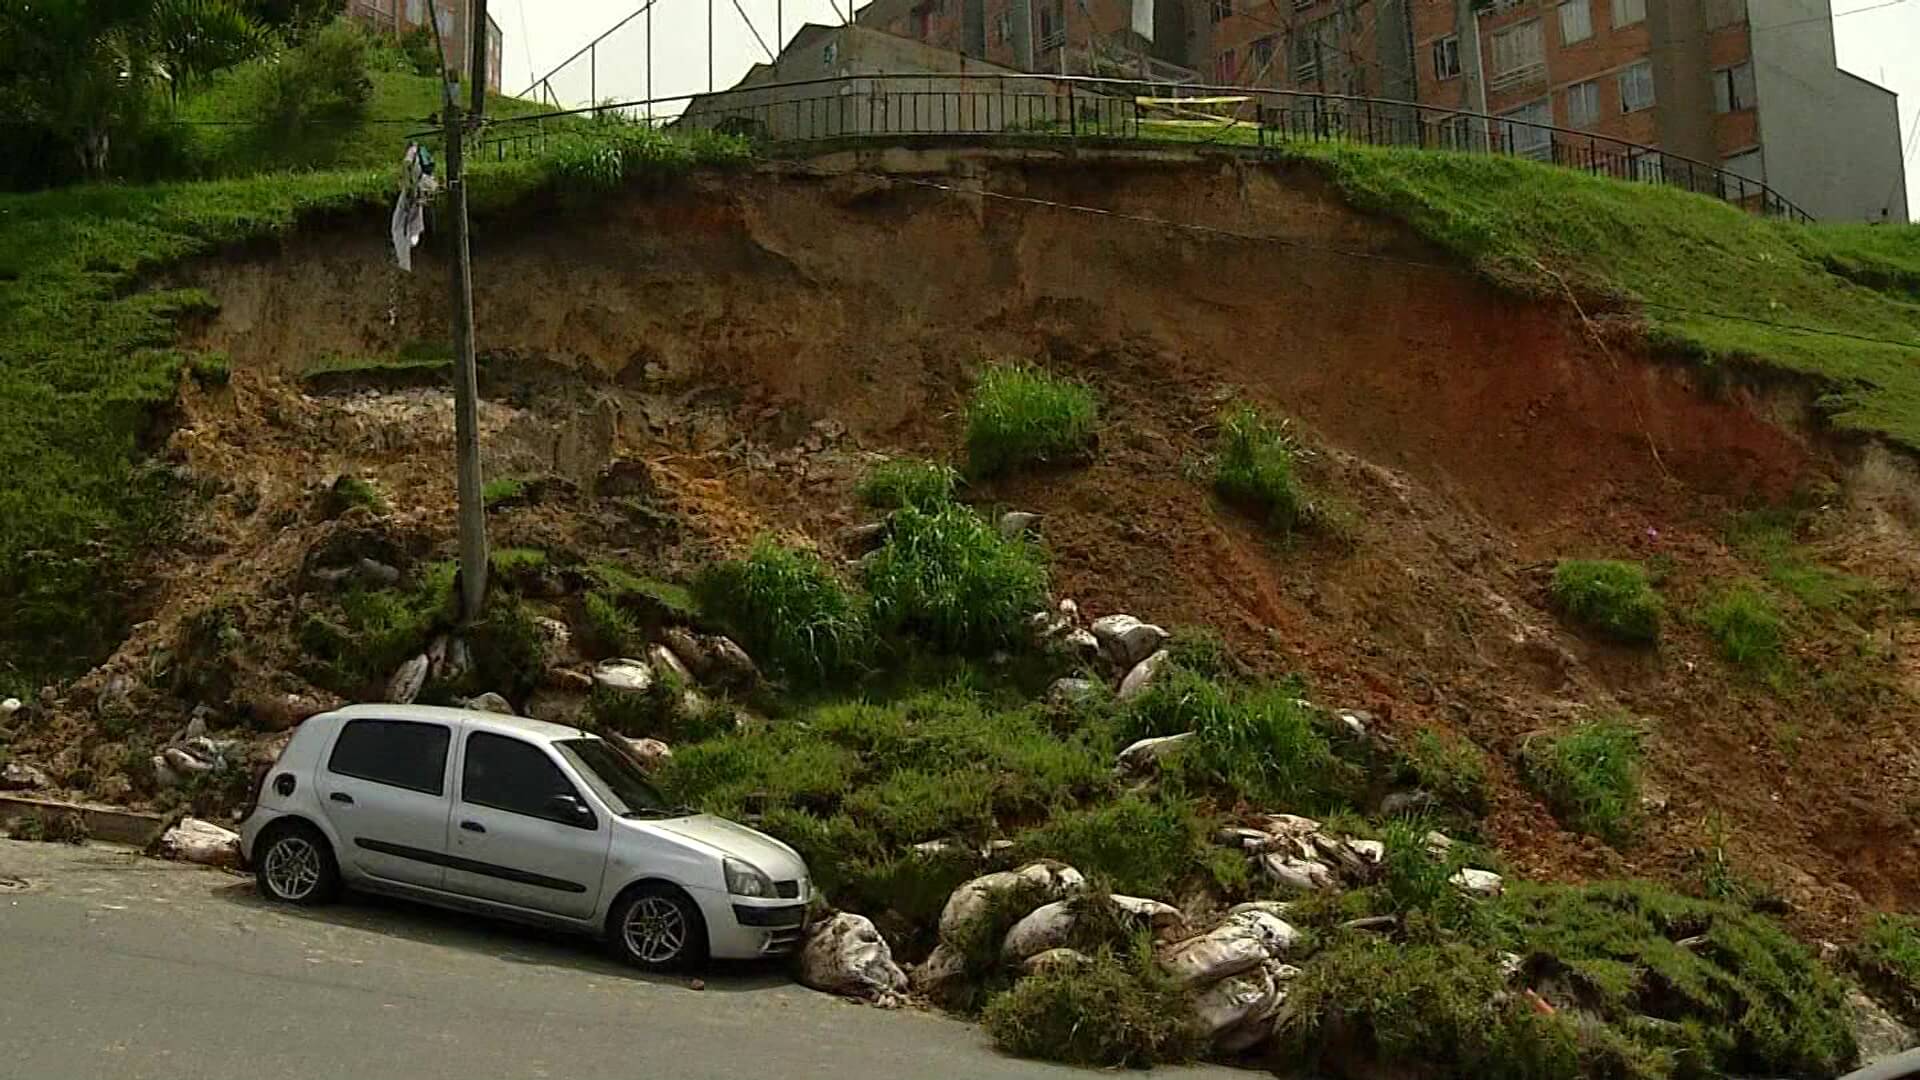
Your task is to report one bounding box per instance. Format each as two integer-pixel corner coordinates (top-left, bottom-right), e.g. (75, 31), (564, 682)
(64, 150), (1920, 935)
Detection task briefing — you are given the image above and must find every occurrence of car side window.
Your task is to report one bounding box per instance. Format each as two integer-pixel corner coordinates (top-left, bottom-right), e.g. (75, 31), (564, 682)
(327, 719), (451, 796)
(462, 732), (589, 827)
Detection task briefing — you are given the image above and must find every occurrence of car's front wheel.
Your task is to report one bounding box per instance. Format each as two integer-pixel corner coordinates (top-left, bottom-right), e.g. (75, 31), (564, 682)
(609, 883), (709, 972)
(254, 822), (341, 906)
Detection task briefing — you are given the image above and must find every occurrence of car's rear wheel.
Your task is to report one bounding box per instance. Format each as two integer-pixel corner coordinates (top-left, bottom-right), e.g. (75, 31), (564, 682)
(255, 822), (341, 906)
(609, 883), (709, 972)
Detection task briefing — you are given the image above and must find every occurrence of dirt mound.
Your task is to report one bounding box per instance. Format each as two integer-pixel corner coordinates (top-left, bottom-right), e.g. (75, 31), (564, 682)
(21, 150), (1915, 936)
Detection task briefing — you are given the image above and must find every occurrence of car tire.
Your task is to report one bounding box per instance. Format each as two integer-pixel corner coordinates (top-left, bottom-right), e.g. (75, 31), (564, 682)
(608, 883), (710, 972)
(254, 821), (342, 906)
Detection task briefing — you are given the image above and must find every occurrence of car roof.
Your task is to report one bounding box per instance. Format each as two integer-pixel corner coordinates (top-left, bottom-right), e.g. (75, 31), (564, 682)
(326, 703), (594, 743)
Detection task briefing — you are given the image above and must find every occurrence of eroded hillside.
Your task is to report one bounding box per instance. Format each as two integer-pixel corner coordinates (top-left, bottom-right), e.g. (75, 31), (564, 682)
(8, 147), (1920, 1072)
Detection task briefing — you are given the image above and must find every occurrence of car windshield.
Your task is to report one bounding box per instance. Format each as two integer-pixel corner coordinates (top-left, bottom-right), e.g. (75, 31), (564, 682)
(555, 738), (674, 816)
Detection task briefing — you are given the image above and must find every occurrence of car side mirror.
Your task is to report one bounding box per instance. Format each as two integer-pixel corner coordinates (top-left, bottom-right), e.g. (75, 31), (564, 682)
(549, 792), (594, 826)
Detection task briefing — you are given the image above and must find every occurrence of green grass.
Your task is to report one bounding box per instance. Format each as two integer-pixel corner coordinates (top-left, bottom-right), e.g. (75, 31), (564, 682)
(0, 125), (744, 694)
(1496, 881), (1857, 1076)
(323, 474), (387, 518)
(1399, 729), (1491, 814)
(175, 64), (553, 178)
(1699, 583), (1787, 671)
(1726, 508), (1874, 611)
(692, 539), (871, 685)
(1270, 143), (1920, 450)
(1012, 794), (1212, 898)
(296, 560), (457, 694)
(863, 503), (1050, 654)
(856, 457), (959, 511)
(1123, 664), (1357, 811)
(1520, 718), (1642, 844)
(1549, 559), (1663, 643)
(981, 947), (1199, 1067)
(483, 476), (529, 508)
(1854, 914), (1920, 1024)
(963, 364), (1100, 478)
(1213, 404), (1313, 533)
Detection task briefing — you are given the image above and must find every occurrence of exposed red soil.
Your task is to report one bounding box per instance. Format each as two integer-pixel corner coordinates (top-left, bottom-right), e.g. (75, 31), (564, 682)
(57, 150), (1917, 936)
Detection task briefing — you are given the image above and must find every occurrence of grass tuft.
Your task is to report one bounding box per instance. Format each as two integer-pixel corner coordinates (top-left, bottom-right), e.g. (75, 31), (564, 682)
(1213, 404), (1313, 533)
(693, 540), (870, 685)
(1549, 559), (1662, 643)
(963, 365), (1099, 478)
(856, 458), (959, 511)
(981, 948), (1199, 1067)
(1699, 583), (1787, 670)
(1854, 914), (1920, 1024)
(1400, 729), (1491, 814)
(864, 504), (1050, 655)
(1520, 718), (1642, 844)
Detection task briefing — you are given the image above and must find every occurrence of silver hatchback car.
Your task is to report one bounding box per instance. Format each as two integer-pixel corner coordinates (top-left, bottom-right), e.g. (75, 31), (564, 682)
(238, 704), (812, 970)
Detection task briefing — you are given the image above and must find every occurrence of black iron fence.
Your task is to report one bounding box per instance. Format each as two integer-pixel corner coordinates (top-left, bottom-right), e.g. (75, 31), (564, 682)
(470, 73), (1810, 222)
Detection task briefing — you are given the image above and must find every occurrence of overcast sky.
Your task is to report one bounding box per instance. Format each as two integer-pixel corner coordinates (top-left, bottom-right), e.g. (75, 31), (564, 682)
(499, 0), (1915, 217)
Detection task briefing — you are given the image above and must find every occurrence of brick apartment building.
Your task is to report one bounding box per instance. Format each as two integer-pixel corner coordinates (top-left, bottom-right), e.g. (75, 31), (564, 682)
(855, 0), (1906, 220)
(346, 0), (504, 92)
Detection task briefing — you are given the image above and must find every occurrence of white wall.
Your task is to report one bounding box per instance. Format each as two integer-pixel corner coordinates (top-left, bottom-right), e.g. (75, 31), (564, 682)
(1749, 0), (1908, 222)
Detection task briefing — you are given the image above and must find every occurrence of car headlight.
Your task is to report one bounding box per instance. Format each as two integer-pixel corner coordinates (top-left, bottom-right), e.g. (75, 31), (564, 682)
(724, 857), (775, 898)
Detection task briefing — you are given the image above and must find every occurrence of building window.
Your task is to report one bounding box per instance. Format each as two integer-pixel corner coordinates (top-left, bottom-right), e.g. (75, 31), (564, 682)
(1501, 98), (1553, 158)
(1489, 19), (1544, 83)
(995, 10), (1013, 41)
(1432, 35), (1460, 79)
(1210, 0), (1231, 22)
(1618, 59), (1655, 112)
(1557, 0), (1591, 43)
(1037, 0), (1064, 48)
(1713, 61), (1754, 112)
(1612, 0), (1645, 27)
(1249, 35), (1277, 75)
(1291, 29), (1319, 81)
(1565, 79), (1599, 127)
(1721, 147), (1763, 184)
(406, 0), (423, 24)
(823, 40), (838, 64)
(1213, 49), (1237, 83)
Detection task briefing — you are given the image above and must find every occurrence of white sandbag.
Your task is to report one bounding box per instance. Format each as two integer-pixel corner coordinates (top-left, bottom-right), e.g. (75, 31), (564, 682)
(387, 654), (429, 704)
(912, 942), (970, 995)
(160, 817), (240, 869)
(1114, 731), (1194, 774)
(937, 861), (1085, 944)
(1158, 909), (1301, 988)
(1261, 853), (1337, 892)
(1020, 946), (1094, 976)
(1002, 900), (1077, 962)
(1451, 867), (1505, 897)
(798, 913), (908, 1005)
(592, 658), (655, 695)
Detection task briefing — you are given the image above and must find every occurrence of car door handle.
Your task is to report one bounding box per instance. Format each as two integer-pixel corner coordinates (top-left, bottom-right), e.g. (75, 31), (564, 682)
(459, 820), (485, 833)
(329, 792), (354, 805)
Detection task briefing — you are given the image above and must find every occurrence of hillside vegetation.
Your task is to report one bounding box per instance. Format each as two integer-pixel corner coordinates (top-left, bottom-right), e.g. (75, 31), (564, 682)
(1282, 144), (1920, 447)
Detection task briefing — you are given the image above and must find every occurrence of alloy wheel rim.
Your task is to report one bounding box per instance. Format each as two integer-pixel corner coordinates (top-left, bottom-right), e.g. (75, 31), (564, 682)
(264, 837), (320, 900)
(623, 896), (687, 963)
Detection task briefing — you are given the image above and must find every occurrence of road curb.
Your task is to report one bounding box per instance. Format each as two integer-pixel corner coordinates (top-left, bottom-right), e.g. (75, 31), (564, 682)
(0, 794), (168, 847)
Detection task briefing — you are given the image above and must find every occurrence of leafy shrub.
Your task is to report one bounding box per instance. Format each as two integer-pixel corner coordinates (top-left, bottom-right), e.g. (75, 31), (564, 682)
(1015, 795), (1210, 898)
(1400, 729), (1491, 814)
(483, 477), (529, 508)
(1699, 584), (1786, 670)
(856, 458), (958, 511)
(232, 20), (374, 166)
(693, 540), (870, 685)
(1498, 881), (1857, 1077)
(964, 364), (1099, 478)
(864, 504), (1049, 654)
(1550, 559), (1662, 643)
(1214, 405), (1312, 533)
(1855, 914), (1920, 1023)
(1521, 719), (1641, 844)
(1376, 818), (1479, 930)
(982, 949), (1198, 1067)
(1164, 626), (1238, 680)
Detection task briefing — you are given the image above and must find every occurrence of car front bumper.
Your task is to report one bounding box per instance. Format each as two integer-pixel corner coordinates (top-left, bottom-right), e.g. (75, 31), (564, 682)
(693, 886), (811, 959)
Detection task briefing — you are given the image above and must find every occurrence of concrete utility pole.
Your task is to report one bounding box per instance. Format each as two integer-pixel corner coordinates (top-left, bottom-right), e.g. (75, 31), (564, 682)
(444, 0), (491, 621)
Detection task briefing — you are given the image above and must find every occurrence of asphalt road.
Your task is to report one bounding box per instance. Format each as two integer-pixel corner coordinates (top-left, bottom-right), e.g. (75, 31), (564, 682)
(0, 840), (1243, 1080)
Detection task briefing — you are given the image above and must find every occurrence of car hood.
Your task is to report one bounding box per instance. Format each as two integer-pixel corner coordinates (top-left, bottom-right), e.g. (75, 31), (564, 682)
(645, 814), (807, 880)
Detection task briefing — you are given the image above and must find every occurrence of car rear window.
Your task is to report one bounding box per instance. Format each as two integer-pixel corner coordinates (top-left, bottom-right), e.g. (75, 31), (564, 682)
(327, 719), (451, 796)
